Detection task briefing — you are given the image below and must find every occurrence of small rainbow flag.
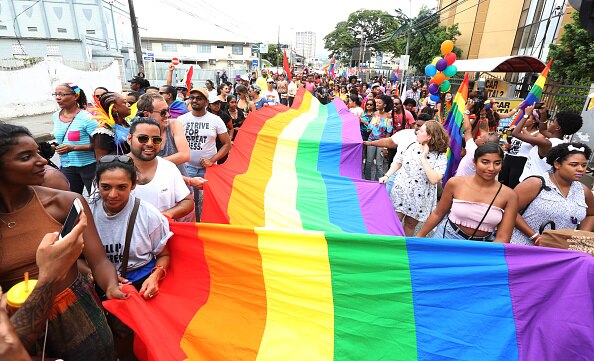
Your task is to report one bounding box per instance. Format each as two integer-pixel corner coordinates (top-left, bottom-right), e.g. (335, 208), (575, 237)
(442, 72), (469, 184)
(104, 222), (594, 360)
(201, 88), (403, 235)
(510, 58), (552, 126)
(328, 55), (336, 77)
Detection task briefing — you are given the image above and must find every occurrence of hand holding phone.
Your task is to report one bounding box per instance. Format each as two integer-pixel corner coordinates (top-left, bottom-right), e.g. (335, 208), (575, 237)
(59, 198), (83, 240)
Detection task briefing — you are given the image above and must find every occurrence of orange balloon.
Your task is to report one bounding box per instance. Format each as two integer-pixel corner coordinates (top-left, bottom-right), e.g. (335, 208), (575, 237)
(433, 72), (446, 84)
(441, 40), (454, 55)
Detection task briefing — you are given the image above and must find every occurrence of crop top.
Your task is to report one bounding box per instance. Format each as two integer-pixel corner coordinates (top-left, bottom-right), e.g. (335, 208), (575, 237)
(449, 199), (504, 232)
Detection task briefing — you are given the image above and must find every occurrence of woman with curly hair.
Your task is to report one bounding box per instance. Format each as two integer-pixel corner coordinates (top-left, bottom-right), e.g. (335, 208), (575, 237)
(511, 142), (594, 245)
(91, 92), (132, 160)
(379, 121), (449, 235)
(364, 94), (393, 180)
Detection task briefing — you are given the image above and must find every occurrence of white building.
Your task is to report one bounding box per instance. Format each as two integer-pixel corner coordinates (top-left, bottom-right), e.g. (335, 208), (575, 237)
(295, 31), (316, 61)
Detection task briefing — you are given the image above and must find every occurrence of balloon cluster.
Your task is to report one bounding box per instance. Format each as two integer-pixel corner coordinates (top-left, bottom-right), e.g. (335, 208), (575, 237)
(424, 40), (457, 102)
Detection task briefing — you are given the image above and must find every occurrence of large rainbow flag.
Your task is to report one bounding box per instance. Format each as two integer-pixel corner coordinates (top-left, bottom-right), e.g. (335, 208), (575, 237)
(104, 222), (594, 360)
(442, 72), (469, 185)
(510, 58), (552, 126)
(103, 88), (594, 361)
(201, 89), (403, 235)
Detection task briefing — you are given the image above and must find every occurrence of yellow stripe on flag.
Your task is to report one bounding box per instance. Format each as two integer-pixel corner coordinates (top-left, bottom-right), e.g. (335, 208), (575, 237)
(255, 228), (334, 360)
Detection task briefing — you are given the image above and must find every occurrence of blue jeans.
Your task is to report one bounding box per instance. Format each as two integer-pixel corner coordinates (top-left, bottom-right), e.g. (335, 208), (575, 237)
(186, 165), (206, 221)
(364, 145), (384, 181)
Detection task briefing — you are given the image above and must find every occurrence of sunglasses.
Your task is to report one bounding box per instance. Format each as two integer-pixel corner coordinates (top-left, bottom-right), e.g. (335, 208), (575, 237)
(99, 155), (134, 165)
(52, 92), (75, 97)
(136, 134), (163, 145)
(152, 108), (170, 117)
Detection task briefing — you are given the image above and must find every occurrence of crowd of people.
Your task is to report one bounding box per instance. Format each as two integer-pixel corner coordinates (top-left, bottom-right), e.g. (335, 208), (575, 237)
(0, 66), (592, 360)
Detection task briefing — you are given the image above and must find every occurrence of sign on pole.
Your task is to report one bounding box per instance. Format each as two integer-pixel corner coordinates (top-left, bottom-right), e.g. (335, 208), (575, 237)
(399, 55), (410, 70)
(259, 44), (269, 54)
(252, 59), (259, 68)
(171, 57), (179, 65)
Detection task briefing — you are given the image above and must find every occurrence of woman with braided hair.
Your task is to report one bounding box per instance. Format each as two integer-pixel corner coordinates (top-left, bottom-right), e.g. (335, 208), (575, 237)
(91, 92), (132, 160)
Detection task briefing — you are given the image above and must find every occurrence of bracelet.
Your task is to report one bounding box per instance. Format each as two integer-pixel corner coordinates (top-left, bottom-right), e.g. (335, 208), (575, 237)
(528, 232), (539, 241)
(151, 265), (167, 280)
(534, 235), (542, 245)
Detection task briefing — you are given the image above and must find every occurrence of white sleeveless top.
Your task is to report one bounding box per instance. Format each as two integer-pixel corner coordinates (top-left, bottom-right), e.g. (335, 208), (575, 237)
(519, 138), (565, 182)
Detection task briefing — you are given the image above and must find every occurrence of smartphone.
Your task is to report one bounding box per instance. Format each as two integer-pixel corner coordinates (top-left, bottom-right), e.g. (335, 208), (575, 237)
(59, 198), (83, 240)
(534, 102), (544, 109)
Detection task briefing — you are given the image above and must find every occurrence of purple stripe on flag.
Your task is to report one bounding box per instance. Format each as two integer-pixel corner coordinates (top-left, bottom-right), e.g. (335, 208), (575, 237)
(334, 98), (363, 179)
(505, 245), (594, 360)
(354, 181), (404, 236)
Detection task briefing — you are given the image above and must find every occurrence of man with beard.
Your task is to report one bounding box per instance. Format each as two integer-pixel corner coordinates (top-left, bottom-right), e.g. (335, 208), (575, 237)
(178, 88), (231, 219)
(405, 82), (420, 104)
(127, 118), (194, 220)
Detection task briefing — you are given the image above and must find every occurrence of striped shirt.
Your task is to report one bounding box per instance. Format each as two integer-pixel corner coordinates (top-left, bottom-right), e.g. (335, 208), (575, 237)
(52, 109), (98, 167)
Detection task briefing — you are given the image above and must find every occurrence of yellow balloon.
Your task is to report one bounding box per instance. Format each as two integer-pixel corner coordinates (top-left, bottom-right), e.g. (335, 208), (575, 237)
(432, 56), (442, 65)
(441, 40), (454, 55)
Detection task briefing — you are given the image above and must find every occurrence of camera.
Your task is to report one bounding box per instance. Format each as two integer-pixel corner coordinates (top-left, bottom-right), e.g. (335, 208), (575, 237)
(534, 102), (544, 109)
(38, 141), (59, 169)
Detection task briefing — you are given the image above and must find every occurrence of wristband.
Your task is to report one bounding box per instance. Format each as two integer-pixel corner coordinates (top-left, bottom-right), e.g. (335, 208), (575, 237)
(523, 114), (529, 119)
(528, 232), (539, 241)
(151, 265), (167, 280)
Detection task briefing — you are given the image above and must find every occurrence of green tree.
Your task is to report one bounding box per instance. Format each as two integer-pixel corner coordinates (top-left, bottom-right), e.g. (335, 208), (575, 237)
(324, 10), (400, 63)
(548, 11), (594, 82)
(386, 7), (462, 71)
(262, 44), (283, 67)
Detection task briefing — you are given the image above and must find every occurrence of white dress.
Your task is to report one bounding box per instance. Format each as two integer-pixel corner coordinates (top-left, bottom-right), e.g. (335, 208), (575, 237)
(390, 142), (447, 222)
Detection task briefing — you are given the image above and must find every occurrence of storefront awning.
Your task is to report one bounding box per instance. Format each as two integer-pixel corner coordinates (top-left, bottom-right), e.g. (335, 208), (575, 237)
(454, 56), (546, 73)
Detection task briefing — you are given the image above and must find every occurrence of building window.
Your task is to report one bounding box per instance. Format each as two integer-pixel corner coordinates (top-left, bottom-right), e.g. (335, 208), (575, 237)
(217, 45), (224, 49)
(232, 44), (243, 55)
(47, 45), (60, 55)
(146, 42), (153, 51)
(162, 43), (178, 52)
(183, 43), (192, 48)
(86, 29), (96, 35)
(27, 26), (38, 32)
(197, 44), (211, 53)
(57, 28), (67, 33)
(0, 25), (7, 30)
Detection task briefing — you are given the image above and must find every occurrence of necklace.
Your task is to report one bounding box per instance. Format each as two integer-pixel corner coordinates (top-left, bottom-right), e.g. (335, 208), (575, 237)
(0, 216), (16, 229)
(551, 172), (569, 197)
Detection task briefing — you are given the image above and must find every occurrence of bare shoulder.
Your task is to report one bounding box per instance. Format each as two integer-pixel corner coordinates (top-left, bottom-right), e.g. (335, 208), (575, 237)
(33, 186), (83, 223)
(499, 184), (518, 201)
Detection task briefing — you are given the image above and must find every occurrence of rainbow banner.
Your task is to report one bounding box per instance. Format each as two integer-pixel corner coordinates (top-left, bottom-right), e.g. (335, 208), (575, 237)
(442, 72), (469, 185)
(104, 222), (594, 361)
(201, 88), (404, 236)
(510, 58), (552, 126)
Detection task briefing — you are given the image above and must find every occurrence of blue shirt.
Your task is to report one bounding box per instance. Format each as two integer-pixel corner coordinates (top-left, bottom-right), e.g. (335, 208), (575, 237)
(52, 109), (98, 167)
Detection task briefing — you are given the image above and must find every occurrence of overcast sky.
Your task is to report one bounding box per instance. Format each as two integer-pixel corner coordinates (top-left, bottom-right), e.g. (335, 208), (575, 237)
(134, 0), (438, 59)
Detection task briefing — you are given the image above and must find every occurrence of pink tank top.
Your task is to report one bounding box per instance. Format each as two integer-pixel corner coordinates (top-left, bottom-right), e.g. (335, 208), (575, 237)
(449, 199), (504, 232)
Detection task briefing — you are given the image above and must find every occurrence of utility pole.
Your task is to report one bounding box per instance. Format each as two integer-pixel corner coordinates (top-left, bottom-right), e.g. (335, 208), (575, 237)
(127, 0), (144, 73)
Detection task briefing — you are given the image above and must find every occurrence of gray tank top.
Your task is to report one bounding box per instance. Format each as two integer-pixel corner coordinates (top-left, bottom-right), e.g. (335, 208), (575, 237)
(158, 125), (189, 177)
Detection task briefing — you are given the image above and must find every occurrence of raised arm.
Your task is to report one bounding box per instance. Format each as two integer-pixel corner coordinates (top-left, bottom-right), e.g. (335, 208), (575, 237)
(511, 105), (552, 156)
(162, 118), (190, 165)
(166, 64), (175, 86)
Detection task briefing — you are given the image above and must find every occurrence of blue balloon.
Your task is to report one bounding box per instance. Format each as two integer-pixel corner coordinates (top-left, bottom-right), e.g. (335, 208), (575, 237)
(443, 64), (458, 77)
(425, 64), (437, 77)
(430, 94), (440, 102)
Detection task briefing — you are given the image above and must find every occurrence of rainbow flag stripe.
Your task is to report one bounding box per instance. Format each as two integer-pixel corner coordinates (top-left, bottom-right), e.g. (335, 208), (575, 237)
(443, 72), (469, 184)
(511, 59), (552, 126)
(104, 222), (594, 361)
(202, 88), (404, 236)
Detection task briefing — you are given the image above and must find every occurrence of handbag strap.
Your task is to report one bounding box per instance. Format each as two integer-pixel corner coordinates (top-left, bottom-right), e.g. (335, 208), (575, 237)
(470, 183), (503, 238)
(120, 197), (141, 278)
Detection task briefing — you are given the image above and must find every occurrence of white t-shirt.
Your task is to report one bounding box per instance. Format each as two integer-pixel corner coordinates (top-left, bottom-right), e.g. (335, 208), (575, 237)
(519, 138), (566, 181)
(261, 89), (280, 106)
(132, 157), (191, 215)
(90, 195), (172, 275)
(390, 129), (417, 158)
(455, 138), (478, 177)
(350, 107), (363, 118)
(179, 111), (228, 168)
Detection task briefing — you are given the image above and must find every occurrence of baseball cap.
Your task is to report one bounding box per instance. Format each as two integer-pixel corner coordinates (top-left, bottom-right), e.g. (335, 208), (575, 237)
(267, 78), (275, 83)
(235, 75), (241, 81)
(208, 94), (221, 104)
(128, 76), (143, 84)
(189, 87), (209, 99)
(240, 74), (249, 81)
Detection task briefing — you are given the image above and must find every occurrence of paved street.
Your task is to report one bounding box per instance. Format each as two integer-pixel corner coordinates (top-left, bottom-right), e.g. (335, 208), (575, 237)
(0, 112), (55, 142)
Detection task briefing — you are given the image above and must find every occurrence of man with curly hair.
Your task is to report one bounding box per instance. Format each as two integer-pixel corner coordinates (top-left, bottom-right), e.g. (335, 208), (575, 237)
(512, 104), (583, 181)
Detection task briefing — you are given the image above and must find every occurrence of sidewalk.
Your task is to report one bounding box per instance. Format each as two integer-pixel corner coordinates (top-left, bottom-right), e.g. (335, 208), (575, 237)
(0, 112), (55, 142)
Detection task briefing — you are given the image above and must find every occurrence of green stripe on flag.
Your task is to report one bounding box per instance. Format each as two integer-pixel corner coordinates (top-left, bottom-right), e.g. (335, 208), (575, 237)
(325, 233), (418, 360)
(295, 105), (340, 231)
